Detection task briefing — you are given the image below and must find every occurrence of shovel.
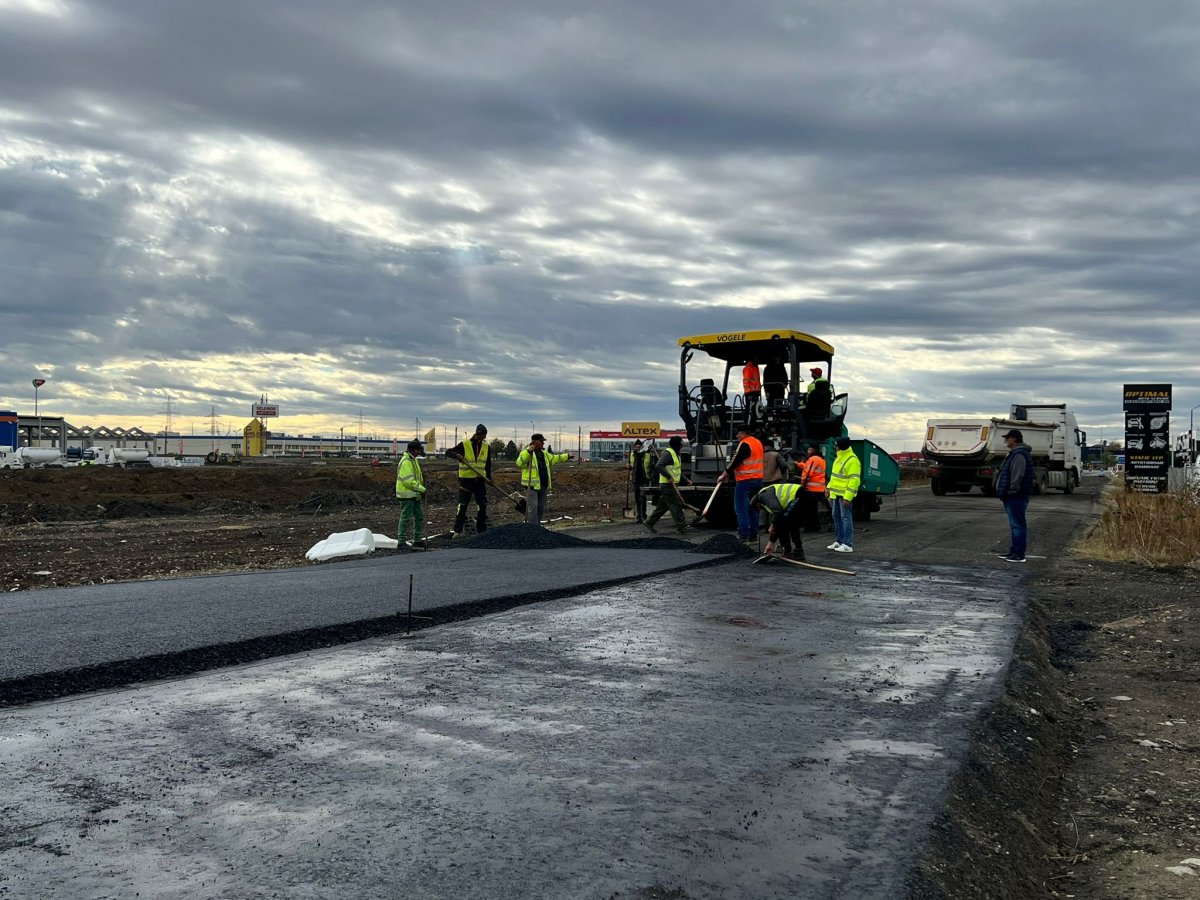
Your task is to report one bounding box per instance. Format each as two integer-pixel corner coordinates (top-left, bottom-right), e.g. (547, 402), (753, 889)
(622, 469), (636, 519)
(690, 482), (723, 526)
(456, 455), (527, 515)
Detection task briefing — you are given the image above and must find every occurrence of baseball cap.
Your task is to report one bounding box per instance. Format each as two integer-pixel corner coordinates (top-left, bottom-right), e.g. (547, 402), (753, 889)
(1002, 429), (1023, 441)
(530, 433), (545, 442)
(810, 367), (822, 376)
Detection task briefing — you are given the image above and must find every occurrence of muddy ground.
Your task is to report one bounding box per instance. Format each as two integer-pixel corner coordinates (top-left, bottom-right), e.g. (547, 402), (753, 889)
(1, 462), (1197, 898)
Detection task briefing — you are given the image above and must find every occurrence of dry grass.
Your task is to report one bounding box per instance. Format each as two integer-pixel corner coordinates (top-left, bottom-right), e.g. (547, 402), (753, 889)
(1075, 478), (1200, 566)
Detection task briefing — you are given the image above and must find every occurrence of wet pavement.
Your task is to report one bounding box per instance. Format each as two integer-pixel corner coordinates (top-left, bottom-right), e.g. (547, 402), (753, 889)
(0, 557), (1024, 899)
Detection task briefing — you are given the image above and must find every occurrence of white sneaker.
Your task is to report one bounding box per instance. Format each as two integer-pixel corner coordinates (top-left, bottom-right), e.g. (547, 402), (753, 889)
(833, 544), (853, 553)
(827, 542), (841, 550)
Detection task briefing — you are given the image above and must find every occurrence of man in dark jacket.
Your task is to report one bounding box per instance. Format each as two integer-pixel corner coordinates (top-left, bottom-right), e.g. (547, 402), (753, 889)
(628, 439), (655, 522)
(446, 424), (492, 536)
(994, 428), (1034, 563)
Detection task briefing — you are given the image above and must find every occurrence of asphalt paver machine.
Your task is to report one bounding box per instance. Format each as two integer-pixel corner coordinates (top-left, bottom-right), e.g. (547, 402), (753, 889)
(661, 329), (899, 523)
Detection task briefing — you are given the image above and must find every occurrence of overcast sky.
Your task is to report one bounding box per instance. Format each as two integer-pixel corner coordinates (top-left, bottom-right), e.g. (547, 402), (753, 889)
(2, 0), (1198, 451)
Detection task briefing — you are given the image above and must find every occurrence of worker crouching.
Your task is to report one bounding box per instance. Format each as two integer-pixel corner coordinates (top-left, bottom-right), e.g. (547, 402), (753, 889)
(752, 482), (806, 561)
(516, 433), (572, 526)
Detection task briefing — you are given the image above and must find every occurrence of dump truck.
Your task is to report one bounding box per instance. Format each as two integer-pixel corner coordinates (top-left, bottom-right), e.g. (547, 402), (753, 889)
(924, 403), (1085, 495)
(654, 329), (900, 523)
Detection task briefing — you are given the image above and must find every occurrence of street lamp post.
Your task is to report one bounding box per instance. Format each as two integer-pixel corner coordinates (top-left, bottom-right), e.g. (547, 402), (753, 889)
(340, 426), (345, 457)
(32, 377), (46, 448)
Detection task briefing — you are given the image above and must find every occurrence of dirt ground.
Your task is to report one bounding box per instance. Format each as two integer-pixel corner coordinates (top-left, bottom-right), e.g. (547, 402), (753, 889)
(2, 461), (1198, 898)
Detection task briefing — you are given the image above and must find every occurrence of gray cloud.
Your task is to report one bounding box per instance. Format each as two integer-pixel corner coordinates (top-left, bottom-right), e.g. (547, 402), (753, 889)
(2, 0), (1199, 450)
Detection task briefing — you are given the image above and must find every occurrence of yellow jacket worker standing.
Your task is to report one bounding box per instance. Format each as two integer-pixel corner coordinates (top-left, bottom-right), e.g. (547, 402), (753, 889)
(516, 433), (572, 526)
(446, 424), (492, 537)
(395, 440), (426, 550)
(826, 436), (861, 553)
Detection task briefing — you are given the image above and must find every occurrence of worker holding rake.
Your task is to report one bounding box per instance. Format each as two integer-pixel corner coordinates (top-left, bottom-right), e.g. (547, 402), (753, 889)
(643, 435), (690, 535)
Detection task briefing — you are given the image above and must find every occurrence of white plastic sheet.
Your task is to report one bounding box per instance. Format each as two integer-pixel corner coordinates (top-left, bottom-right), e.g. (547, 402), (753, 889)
(305, 528), (399, 562)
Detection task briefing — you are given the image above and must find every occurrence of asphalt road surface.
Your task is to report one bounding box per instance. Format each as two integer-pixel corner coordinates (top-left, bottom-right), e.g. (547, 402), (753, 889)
(0, 482), (1102, 899)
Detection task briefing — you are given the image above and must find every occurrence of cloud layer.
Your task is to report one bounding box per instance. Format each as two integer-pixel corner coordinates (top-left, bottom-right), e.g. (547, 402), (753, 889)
(2, 0), (1198, 449)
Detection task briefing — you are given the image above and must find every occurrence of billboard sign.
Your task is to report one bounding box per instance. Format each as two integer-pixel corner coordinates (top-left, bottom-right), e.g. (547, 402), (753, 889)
(1123, 383), (1170, 493)
(621, 421), (662, 439)
(252, 404), (279, 418)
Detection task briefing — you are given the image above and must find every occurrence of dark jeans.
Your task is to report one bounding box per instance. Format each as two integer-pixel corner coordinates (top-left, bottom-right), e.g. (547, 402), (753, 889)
(454, 477), (488, 533)
(1003, 496), (1029, 559)
(799, 491), (822, 532)
(734, 479), (762, 540)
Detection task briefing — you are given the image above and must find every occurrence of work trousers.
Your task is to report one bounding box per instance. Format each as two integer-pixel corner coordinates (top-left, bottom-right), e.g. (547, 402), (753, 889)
(397, 497), (424, 545)
(646, 486), (686, 531)
(831, 496), (853, 548)
(771, 506), (806, 560)
(734, 478), (762, 540)
(633, 480), (650, 521)
(800, 490), (823, 532)
(525, 487), (548, 525)
(1002, 496), (1029, 559)
(454, 477), (488, 534)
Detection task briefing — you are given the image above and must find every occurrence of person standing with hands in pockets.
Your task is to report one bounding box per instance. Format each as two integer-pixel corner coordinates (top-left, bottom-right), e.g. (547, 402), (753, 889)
(395, 440), (427, 550)
(993, 428), (1034, 563)
(826, 436), (860, 553)
(516, 433), (572, 526)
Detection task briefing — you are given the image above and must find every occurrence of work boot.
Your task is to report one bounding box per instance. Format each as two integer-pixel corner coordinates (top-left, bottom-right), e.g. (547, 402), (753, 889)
(676, 525), (690, 535)
(643, 520), (658, 534)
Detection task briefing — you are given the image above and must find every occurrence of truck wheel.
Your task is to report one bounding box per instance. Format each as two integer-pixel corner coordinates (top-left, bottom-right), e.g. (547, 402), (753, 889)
(1035, 471), (1048, 495)
(851, 496), (873, 522)
(1063, 471), (1075, 494)
(930, 477), (946, 496)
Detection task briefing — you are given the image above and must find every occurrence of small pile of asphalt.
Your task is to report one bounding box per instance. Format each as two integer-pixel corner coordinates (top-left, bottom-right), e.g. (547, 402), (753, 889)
(453, 524), (754, 556)
(695, 533), (760, 556)
(457, 525), (590, 550)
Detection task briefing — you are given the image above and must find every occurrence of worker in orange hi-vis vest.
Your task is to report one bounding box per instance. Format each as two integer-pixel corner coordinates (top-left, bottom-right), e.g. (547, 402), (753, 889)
(718, 424), (764, 543)
(742, 358), (761, 427)
(796, 445), (828, 533)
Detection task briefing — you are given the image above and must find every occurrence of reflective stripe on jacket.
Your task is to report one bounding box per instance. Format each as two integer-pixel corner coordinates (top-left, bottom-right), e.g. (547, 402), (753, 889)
(742, 364), (761, 393)
(395, 453), (424, 499)
(516, 448), (569, 490)
(827, 447), (861, 501)
(734, 436), (764, 481)
(459, 439), (489, 479)
(658, 447), (682, 484)
(757, 482), (802, 518)
(800, 454), (827, 492)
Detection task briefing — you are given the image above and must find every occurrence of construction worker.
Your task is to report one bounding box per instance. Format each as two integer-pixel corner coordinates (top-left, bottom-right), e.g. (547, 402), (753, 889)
(445, 424), (492, 537)
(752, 482), (806, 561)
(826, 436), (861, 553)
(395, 440), (426, 550)
(717, 425), (764, 543)
(742, 358), (761, 427)
(644, 435), (690, 535)
(516, 433), (572, 526)
(797, 445), (827, 533)
(758, 438), (789, 533)
(628, 439), (655, 522)
(806, 367), (830, 395)
(763, 359), (788, 406)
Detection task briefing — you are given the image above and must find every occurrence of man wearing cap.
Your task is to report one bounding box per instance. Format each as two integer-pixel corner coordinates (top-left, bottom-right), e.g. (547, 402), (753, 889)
(826, 436), (860, 552)
(395, 440), (427, 550)
(516, 433), (573, 526)
(628, 439), (655, 522)
(806, 367), (830, 395)
(644, 435), (690, 535)
(993, 429), (1034, 563)
(445, 424), (492, 536)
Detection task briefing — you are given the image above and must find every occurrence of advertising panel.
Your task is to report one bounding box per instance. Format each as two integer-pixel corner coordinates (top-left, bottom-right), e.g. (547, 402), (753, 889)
(1123, 384), (1170, 493)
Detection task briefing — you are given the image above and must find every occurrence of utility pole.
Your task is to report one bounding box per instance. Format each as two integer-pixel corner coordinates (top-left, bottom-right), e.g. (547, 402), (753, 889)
(32, 377), (46, 447)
